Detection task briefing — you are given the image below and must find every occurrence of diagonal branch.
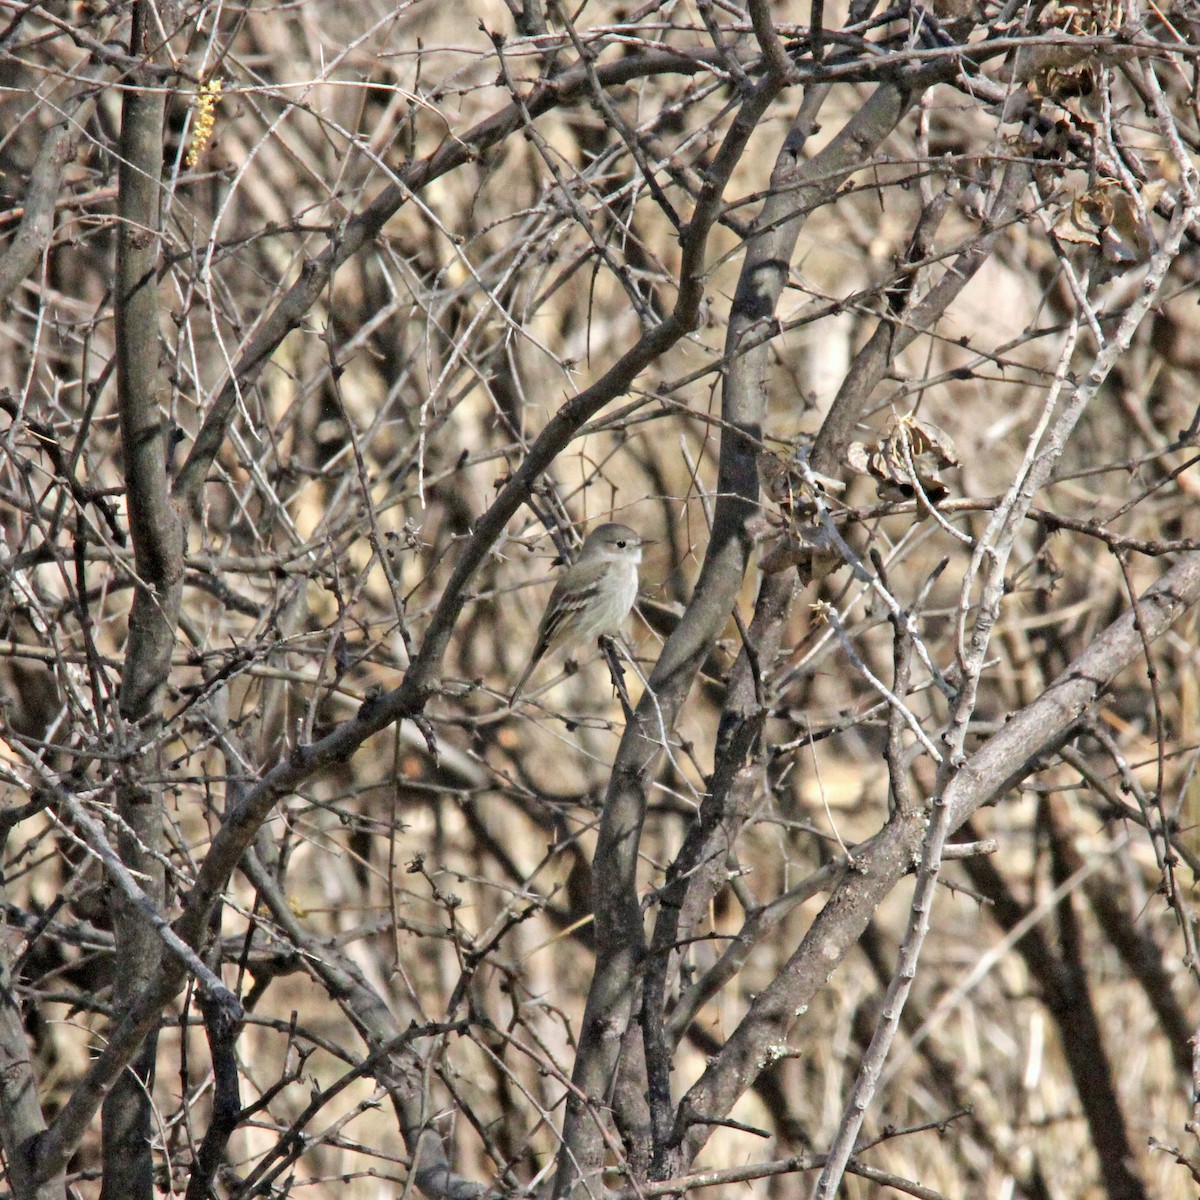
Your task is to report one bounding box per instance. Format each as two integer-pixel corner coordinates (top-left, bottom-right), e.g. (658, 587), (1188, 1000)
(0, 79), (99, 307)
(169, 46), (724, 507)
(674, 548), (1200, 1166)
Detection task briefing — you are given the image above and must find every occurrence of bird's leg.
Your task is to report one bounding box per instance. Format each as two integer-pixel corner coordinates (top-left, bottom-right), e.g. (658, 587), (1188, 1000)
(600, 636), (635, 723)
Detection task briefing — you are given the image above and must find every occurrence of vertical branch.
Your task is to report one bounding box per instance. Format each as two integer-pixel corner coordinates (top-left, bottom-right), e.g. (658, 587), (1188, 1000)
(551, 74), (787, 1199)
(104, 4), (181, 1199)
(555, 78), (920, 1198)
(115, 6), (183, 725)
(814, 175), (1200, 1199)
(961, 819), (1147, 1200)
(0, 823), (65, 1200)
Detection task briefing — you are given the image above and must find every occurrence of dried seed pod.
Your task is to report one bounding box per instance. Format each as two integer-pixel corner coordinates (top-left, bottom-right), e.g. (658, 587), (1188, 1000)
(760, 448), (845, 510)
(758, 447), (847, 581)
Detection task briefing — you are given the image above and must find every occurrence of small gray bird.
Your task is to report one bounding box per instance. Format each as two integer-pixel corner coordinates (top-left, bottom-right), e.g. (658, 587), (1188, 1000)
(510, 523), (647, 704)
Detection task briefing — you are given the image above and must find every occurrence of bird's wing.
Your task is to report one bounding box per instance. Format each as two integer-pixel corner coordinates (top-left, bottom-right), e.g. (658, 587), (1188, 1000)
(536, 558), (609, 650)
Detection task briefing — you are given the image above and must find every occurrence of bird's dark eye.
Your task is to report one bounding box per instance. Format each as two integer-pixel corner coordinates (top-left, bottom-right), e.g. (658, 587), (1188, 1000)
(616, 540), (626, 548)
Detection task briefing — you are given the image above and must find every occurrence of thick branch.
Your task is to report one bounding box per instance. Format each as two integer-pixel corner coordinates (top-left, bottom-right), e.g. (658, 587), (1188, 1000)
(810, 158), (1032, 474)
(0, 863), (64, 1200)
(115, 6), (182, 723)
(104, 9), (179, 1200)
(0, 86), (94, 306)
(554, 77), (919, 1197)
(674, 550), (1200, 1162)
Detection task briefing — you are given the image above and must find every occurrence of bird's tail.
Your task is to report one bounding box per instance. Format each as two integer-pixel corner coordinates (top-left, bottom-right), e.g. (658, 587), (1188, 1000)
(509, 644), (546, 706)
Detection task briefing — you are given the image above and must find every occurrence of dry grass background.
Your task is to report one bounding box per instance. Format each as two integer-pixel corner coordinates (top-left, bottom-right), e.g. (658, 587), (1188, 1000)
(2, 1), (1199, 1197)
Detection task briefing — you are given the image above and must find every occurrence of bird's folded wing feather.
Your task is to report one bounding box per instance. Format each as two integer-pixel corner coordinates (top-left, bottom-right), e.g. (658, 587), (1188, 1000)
(538, 559), (609, 648)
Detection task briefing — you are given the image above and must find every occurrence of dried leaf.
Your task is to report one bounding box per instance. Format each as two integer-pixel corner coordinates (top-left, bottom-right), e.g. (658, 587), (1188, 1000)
(846, 417), (961, 502)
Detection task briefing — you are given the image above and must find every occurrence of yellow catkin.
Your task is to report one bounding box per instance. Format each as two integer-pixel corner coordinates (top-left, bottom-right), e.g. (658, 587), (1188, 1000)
(185, 78), (222, 168)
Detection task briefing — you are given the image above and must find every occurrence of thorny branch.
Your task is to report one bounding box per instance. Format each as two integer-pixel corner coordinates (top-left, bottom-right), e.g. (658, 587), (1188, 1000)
(2, 3), (1200, 1200)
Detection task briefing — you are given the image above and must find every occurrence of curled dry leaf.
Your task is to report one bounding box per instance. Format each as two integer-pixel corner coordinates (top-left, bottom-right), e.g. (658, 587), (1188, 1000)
(1053, 177), (1164, 265)
(848, 415), (961, 503)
